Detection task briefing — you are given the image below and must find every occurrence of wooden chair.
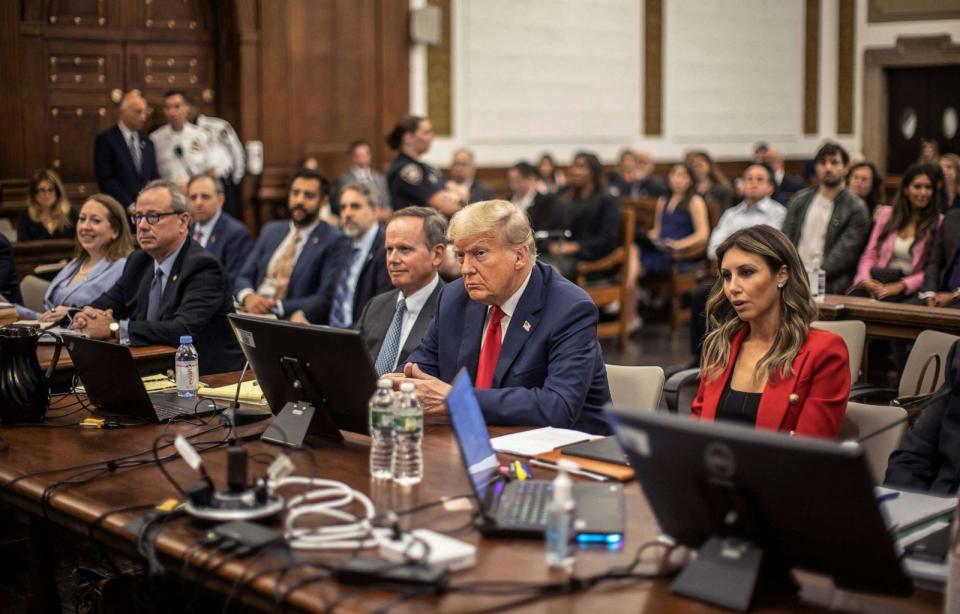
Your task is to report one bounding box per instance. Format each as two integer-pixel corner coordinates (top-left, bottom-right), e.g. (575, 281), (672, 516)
(576, 203), (635, 348)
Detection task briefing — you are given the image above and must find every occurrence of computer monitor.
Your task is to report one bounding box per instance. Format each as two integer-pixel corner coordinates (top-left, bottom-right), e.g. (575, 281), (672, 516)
(606, 408), (913, 612)
(228, 314), (376, 447)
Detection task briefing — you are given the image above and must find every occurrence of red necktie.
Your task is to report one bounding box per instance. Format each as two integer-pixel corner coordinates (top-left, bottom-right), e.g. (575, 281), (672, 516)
(475, 306), (504, 389)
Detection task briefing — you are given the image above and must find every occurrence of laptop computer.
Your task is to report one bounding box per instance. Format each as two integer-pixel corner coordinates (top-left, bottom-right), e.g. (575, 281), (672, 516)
(446, 370), (625, 541)
(65, 336), (217, 423)
(561, 437), (631, 466)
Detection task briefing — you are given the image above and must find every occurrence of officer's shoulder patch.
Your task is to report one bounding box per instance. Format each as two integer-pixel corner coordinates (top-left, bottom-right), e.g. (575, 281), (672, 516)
(400, 163), (423, 185)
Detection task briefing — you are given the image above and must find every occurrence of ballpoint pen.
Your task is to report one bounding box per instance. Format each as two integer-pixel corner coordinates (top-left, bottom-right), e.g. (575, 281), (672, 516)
(528, 458), (608, 482)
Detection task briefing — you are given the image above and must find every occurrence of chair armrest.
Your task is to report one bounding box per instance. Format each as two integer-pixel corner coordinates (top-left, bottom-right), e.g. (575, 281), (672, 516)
(576, 248), (625, 276)
(663, 367), (701, 413)
(848, 384), (898, 404)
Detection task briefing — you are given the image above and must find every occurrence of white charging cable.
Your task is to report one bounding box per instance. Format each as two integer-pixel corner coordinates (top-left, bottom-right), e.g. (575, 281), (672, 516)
(274, 477), (380, 551)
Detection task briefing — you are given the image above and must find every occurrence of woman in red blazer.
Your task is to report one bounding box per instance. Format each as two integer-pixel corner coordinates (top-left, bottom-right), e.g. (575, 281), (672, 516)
(692, 225), (850, 438)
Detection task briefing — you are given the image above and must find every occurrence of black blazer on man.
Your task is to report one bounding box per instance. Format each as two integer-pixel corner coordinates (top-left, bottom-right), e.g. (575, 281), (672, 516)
(354, 281), (443, 367)
(305, 225), (391, 324)
(885, 341), (960, 495)
(90, 238), (243, 375)
(922, 208), (960, 293)
(94, 125), (160, 207)
(781, 187), (870, 294)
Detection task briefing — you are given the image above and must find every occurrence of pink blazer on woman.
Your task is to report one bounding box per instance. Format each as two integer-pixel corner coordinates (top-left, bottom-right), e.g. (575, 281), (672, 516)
(850, 205), (942, 294)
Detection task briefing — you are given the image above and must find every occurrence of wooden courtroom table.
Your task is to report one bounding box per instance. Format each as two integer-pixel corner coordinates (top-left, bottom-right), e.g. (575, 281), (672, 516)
(0, 372), (944, 613)
(37, 342), (176, 387)
(818, 294), (960, 341)
(11, 238), (75, 280)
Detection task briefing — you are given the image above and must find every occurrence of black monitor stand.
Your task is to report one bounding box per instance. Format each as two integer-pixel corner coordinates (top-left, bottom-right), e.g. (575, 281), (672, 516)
(670, 479), (796, 612)
(261, 356), (343, 448)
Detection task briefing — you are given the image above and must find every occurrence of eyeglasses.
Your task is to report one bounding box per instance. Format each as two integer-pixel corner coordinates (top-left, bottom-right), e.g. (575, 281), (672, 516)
(130, 211), (182, 225)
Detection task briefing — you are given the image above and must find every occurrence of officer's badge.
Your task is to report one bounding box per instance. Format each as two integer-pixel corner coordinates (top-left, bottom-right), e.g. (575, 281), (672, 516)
(191, 140), (201, 152)
(400, 163), (423, 185)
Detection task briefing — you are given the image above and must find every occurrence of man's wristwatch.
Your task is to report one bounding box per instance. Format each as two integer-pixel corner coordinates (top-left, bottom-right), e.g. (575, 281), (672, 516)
(109, 322), (119, 340)
(918, 291), (936, 300)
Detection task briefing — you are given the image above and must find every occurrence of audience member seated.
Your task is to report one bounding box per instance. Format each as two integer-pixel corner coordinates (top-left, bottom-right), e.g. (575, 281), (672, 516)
(235, 169), (346, 320)
(151, 90), (222, 193)
(885, 340), (960, 495)
(781, 142), (870, 294)
(294, 183), (391, 326)
(71, 180), (243, 375)
(847, 160), (884, 217)
(508, 161), (562, 238)
(686, 149), (734, 212)
(400, 199), (612, 435)
(94, 90), (159, 208)
(638, 162), (709, 276)
(918, 138), (939, 165)
(849, 163), (942, 302)
(940, 153), (960, 210)
(334, 139), (391, 213)
(687, 164), (787, 357)
(693, 225), (850, 438)
(916, 205), (960, 309)
(447, 148), (497, 204)
(763, 146), (804, 205)
(535, 153), (566, 194)
(607, 148), (665, 199)
(544, 151), (621, 280)
(187, 175), (252, 288)
(18, 169), (77, 242)
(17, 194), (132, 322)
(0, 234), (22, 304)
(385, 115), (461, 216)
(355, 207), (446, 374)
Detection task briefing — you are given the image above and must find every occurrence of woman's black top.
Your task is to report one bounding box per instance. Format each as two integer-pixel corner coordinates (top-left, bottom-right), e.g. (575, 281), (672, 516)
(16, 208), (77, 242)
(716, 376), (762, 427)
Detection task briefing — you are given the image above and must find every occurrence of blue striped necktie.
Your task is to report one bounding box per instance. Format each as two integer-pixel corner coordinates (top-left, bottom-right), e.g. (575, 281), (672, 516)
(374, 297), (407, 375)
(329, 247), (360, 328)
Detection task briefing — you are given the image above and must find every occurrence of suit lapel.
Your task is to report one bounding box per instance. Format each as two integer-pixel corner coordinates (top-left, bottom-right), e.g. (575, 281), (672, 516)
(700, 327), (746, 421)
(401, 281), (442, 360)
(755, 345), (810, 431)
(290, 225), (323, 286)
(458, 299), (487, 382)
(113, 126), (139, 179)
(157, 239), (191, 317)
(493, 265), (544, 388)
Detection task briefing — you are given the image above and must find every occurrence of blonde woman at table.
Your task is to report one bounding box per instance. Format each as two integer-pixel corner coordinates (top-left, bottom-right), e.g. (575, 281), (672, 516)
(692, 225), (850, 438)
(16, 194), (133, 322)
(849, 163), (943, 302)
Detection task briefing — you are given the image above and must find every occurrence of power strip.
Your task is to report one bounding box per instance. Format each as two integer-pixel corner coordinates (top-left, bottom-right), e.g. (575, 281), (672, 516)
(376, 528), (477, 571)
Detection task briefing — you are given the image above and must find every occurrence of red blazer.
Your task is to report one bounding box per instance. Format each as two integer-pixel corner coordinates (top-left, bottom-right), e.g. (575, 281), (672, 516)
(692, 327), (850, 438)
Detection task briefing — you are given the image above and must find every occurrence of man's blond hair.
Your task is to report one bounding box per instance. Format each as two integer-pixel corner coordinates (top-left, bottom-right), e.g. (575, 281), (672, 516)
(447, 200), (536, 256)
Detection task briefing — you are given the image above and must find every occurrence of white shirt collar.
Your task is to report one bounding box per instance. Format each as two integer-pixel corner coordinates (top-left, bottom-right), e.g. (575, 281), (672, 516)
(289, 217), (321, 237)
(497, 269), (533, 319)
(399, 274), (440, 311)
(118, 121), (137, 142)
(197, 209), (223, 237)
(354, 222), (380, 250)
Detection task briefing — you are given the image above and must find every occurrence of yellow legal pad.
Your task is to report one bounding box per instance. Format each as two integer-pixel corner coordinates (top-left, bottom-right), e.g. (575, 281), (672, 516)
(198, 380), (267, 405)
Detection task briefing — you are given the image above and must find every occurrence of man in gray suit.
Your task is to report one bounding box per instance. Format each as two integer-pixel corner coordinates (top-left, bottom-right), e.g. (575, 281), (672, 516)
(334, 140), (391, 214)
(355, 206), (446, 374)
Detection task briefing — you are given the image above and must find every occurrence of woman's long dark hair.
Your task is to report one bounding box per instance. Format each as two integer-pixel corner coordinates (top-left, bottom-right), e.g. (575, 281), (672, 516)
(848, 161), (883, 210)
(386, 115), (424, 151)
(877, 163), (943, 255)
(663, 163), (697, 214)
(570, 151), (604, 199)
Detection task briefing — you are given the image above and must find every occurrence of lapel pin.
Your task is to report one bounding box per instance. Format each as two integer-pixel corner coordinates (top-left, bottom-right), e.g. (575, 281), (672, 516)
(312, 237), (319, 244)
(522, 320), (531, 332)
(788, 393), (799, 404)
(172, 274), (178, 283)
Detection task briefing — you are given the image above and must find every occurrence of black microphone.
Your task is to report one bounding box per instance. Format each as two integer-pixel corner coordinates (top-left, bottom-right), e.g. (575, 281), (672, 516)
(173, 144), (193, 179)
(173, 144), (184, 158)
(220, 361), (271, 427)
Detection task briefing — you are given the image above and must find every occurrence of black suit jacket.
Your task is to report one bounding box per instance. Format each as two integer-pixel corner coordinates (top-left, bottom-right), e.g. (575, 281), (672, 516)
(782, 187), (871, 294)
(306, 225), (391, 324)
(90, 238), (243, 375)
(469, 180), (497, 203)
(355, 281), (443, 367)
(885, 341), (960, 495)
(0, 235), (22, 304)
(773, 173), (804, 205)
(94, 125), (160, 207)
(193, 212), (253, 288)
(922, 208), (960, 293)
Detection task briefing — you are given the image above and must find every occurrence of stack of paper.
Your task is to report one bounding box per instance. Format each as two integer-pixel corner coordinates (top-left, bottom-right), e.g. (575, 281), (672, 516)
(490, 427), (597, 457)
(877, 486), (955, 533)
(199, 380), (267, 405)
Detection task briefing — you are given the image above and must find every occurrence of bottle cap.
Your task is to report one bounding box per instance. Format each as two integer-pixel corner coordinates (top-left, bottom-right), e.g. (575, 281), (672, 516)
(377, 378), (393, 389)
(399, 382), (415, 393)
(179, 335), (193, 345)
(552, 459), (577, 503)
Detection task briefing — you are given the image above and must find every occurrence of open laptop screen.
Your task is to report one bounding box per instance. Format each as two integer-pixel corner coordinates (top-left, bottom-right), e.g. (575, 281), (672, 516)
(447, 370), (501, 497)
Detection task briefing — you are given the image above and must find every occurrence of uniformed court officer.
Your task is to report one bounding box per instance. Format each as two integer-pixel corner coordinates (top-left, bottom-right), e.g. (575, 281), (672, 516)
(385, 115), (462, 217)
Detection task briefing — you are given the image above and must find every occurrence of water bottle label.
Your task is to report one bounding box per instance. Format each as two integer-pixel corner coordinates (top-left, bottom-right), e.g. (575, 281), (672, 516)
(176, 362), (198, 389)
(395, 414), (423, 432)
(371, 410), (393, 429)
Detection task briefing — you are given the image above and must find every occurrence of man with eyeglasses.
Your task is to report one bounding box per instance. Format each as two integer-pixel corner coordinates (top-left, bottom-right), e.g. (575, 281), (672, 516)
(71, 179), (243, 375)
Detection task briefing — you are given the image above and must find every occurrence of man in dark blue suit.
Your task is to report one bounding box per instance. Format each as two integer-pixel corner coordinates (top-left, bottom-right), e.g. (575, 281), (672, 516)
(401, 199), (612, 435)
(293, 183), (391, 325)
(187, 175), (252, 287)
(71, 180), (243, 375)
(234, 169), (346, 320)
(93, 90), (160, 208)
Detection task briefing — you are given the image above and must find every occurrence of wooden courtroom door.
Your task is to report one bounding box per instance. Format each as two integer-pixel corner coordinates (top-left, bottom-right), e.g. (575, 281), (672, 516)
(886, 66), (960, 174)
(14, 0), (218, 189)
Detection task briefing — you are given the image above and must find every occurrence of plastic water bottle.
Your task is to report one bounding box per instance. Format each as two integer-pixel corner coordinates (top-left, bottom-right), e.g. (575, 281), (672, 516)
(392, 382), (423, 485)
(546, 460), (577, 570)
(807, 257), (826, 302)
(369, 379), (396, 480)
(175, 335), (199, 398)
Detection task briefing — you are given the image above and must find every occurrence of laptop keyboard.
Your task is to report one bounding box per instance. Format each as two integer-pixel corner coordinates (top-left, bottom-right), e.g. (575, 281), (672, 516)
(153, 400), (197, 422)
(498, 481), (551, 528)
